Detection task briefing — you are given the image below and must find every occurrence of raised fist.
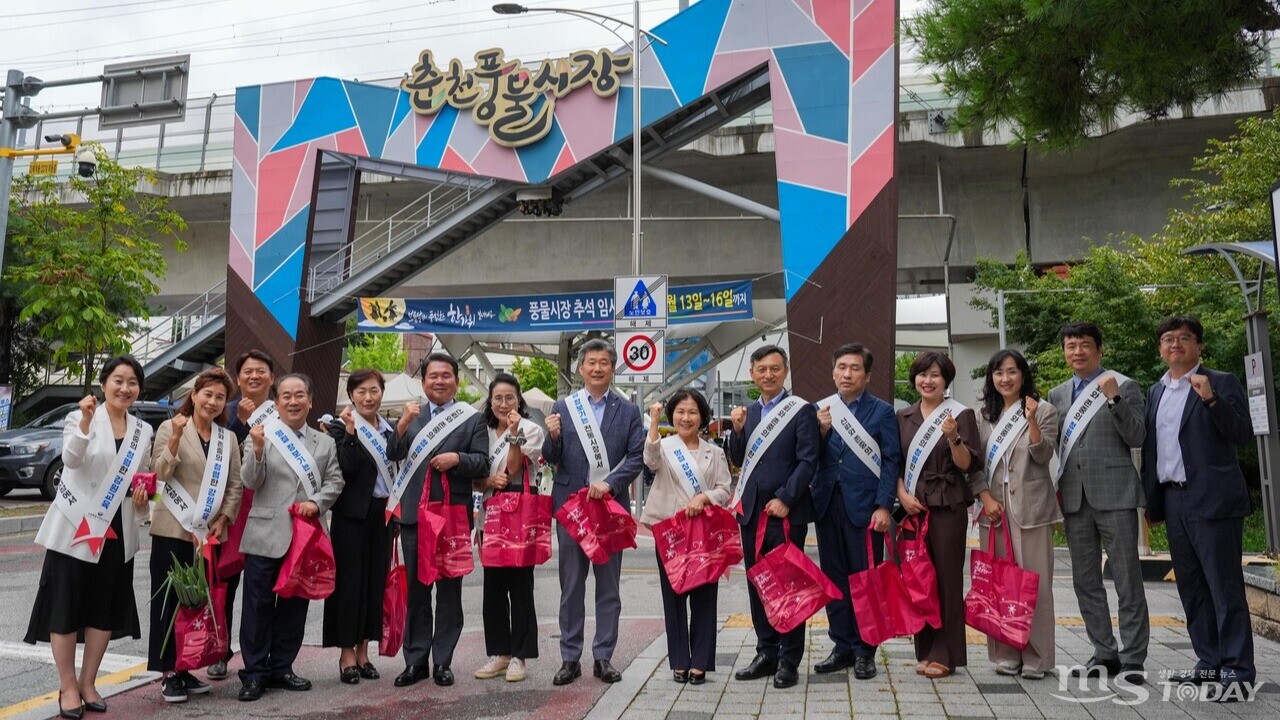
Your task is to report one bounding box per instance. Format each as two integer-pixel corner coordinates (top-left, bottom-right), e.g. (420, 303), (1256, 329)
(731, 406), (747, 433)
(402, 402), (422, 423)
(340, 406), (356, 434)
(1023, 396), (1038, 417)
(546, 413), (561, 439)
(171, 414), (189, 434)
(237, 397), (256, 422)
(1188, 374), (1214, 401)
(649, 403), (663, 423)
(250, 424), (266, 455)
(940, 411), (958, 440)
(1098, 375), (1120, 400)
(816, 405), (832, 433)
(506, 410), (523, 432)
(78, 395), (97, 434)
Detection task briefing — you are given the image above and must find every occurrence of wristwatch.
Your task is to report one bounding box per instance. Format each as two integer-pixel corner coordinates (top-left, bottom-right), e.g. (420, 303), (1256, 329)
(949, 435), (962, 446)
(1107, 396), (1121, 408)
(1203, 393), (1219, 408)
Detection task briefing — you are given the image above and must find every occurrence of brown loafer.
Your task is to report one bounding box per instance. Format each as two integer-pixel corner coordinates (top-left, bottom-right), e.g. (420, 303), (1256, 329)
(923, 662), (952, 679)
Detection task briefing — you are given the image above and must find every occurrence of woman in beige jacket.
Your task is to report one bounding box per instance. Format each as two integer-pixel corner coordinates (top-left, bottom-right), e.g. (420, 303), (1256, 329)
(973, 349), (1061, 679)
(147, 368), (243, 703)
(640, 389), (732, 685)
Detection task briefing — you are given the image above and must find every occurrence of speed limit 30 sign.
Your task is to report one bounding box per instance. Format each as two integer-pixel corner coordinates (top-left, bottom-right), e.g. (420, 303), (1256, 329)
(616, 330), (665, 384)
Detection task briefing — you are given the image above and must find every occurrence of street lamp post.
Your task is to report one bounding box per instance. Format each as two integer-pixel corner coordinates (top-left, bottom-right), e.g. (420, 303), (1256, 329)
(493, 3), (666, 275)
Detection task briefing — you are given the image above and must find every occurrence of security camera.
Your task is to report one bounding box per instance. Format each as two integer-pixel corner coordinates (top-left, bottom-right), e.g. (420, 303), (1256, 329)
(74, 147), (97, 178)
(43, 134), (74, 148)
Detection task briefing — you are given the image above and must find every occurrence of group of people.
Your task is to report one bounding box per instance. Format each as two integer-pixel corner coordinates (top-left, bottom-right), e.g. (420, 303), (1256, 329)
(22, 315), (1258, 717)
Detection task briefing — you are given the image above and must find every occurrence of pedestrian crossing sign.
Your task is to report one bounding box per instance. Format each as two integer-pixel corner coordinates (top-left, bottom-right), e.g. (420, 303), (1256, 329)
(613, 275), (667, 330)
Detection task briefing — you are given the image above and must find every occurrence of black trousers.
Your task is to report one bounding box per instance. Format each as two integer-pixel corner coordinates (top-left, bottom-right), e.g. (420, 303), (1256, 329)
(239, 554), (309, 683)
(741, 514), (808, 666)
(323, 499), (392, 648)
(482, 566), (538, 659)
(147, 535), (195, 673)
(221, 571), (240, 662)
(400, 522), (464, 668)
(1165, 487), (1256, 684)
(655, 548), (719, 671)
(816, 491), (883, 659)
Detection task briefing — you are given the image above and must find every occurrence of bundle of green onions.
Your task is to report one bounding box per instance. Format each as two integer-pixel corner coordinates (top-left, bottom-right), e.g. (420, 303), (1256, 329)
(153, 548), (216, 655)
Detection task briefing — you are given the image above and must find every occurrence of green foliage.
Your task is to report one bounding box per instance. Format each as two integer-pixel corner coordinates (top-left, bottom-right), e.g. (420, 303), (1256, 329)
(510, 356), (559, 397)
(745, 386), (761, 401)
(894, 352), (921, 405)
(456, 376), (483, 405)
(345, 332), (407, 373)
(3, 146), (186, 392)
(904, 1), (1280, 149)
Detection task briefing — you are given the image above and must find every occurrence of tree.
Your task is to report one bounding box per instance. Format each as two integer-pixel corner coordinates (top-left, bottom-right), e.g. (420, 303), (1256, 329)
(345, 332), (407, 373)
(905, 1), (1280, 149)
(971, 109), (1280, 392)
(3, 146), (187, 392)
(509, 356), (559, 397)
(894, 352), (921, 405)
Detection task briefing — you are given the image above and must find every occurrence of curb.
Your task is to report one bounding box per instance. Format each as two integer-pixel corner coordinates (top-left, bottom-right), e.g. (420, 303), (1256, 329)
(0, 514), (43, 536)
(585, 633), (667, 720)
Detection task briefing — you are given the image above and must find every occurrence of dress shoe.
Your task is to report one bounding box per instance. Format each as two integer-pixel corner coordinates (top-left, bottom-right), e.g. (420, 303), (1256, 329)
(814, 650), (856, 674)
(266, 672), (312, 691)
(58, 690), (85, 719)
(1117, 664), (1146, 685)
(237, 680), (266, 702)
(206, 660), (229, 681)
(854, 656), (877, 680)
(734, 653), (778, 681)
(1170, 667), (1218, 685)
(593, 659), (622, 683)
(553, 661), (582, 686)
(672, 669), (689, 683)
(433, 665), (454, 687)
(773, 660), (799, 689)
(394, 665), (430, 687)
(1071, 656), (1121, 678)
(359, 662), (380, 680)
(689, 671), (706, 686)
(340, 666), (361, 685)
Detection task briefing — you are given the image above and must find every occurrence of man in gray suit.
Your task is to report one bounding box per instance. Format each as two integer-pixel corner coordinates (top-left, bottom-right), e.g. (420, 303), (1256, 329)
(542, 339), (644, 686)
(1048, 322), (1149, 682)
(237, 373), (344, 702)
(388, 353), (489, 688)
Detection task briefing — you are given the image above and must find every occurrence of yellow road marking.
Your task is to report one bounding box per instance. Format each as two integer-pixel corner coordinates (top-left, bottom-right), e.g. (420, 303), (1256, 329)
(0, 661), (148, 720)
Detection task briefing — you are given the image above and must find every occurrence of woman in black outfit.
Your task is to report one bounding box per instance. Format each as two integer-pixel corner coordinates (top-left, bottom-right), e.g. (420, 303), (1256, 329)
(324, 368), (397, 684)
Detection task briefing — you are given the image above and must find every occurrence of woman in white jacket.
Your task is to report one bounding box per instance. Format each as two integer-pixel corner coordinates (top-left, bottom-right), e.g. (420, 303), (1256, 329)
(25, 356), (154, 719)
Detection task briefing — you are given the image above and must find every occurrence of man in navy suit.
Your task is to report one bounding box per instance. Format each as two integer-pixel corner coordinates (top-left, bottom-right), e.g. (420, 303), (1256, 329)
(1141, 316), (1256, 698)
(811, 343), (901, 680)
(542, 339), (644, 687)
(727, 345), (820, 689)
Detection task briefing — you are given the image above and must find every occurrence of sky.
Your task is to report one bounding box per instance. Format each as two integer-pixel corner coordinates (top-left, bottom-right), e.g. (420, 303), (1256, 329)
(1, 0), (925, 112)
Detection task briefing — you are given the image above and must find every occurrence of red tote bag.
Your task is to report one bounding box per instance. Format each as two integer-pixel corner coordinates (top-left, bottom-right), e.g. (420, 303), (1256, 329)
(417, 470), (475, 585)
(175, 544), (230, 672)
(746, 516), (841, 634)
(554, 488), (638, 565)
(481, 467), (553, 568)
(965, 521), (1040, 650)
(896, 511), (942, 629)
(215, 488), (251, 580)
(273, 504), (337, 600)
(653, 505), (745, 594)
(380, 539), (407, 657)
(849, 528), (926, 646)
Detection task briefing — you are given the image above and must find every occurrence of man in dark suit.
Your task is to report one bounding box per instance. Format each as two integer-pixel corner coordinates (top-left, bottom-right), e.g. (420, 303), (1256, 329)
(727, 345), (819, 689)
(811, 343), (900, 680)
(542, 339), (644, 686)
(388, 353), (489, 688)
(1141, 316), (1256, 697)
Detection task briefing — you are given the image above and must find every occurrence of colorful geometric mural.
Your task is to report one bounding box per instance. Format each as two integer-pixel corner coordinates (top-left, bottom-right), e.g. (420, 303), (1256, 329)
(228, 0), (896, 393)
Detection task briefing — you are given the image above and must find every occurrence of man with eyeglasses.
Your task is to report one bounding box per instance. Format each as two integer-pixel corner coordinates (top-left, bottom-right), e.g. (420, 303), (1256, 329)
(1141, 316), (1256, 699)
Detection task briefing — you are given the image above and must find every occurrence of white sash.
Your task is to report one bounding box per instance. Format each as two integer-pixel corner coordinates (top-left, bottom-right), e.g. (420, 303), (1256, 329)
(387, 402), (478, 517)
(265, 420), (322, 500)
(1057, 371), (1130, 480)
(903, 399), (967, 496)
(354, 413), (396, 494)
(821, 393), (882, 478)
(985, 404), (1028, 483)
(566, 389), (616, 484)
(246, 399), (277, 428)
(660, 435), (705, 495)
(54, 409), (146, 552)
(162, 424), (231, 535)
(488, 419), (536, 476)
(728, 395), (806, 514)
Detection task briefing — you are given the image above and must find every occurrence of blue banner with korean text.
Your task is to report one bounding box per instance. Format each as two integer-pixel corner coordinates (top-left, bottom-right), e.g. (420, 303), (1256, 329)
(357, 280), (753, 334)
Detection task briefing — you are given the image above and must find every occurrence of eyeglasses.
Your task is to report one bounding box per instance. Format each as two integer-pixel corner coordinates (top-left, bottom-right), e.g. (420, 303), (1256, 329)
(1159, 334), (1197, 347)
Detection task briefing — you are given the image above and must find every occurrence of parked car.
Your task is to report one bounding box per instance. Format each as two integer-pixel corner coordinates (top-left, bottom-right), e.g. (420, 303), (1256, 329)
(0, 402), (176, 500)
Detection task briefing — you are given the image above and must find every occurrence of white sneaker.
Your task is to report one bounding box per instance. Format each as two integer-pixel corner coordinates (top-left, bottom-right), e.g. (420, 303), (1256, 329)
(506, 658), (526, 682)
(475, 656), (510, 679)
(994, 661), (1022, 676)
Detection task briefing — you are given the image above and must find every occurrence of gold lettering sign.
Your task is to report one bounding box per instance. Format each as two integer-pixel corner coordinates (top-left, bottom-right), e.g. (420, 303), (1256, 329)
(402, 47), (633, 148)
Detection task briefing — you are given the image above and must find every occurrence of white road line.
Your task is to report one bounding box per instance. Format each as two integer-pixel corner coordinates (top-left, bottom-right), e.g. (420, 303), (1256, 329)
(0, 641), (144, 675)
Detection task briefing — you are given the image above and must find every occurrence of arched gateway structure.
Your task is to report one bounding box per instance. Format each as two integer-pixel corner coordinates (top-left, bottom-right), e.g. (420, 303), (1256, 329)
(226, 0), (898, 411)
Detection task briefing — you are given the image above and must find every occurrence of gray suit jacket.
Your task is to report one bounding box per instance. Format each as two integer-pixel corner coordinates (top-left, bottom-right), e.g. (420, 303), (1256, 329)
(240, 425), (344, 559)
(1048, 372), (1146, 514)
(542, 390), (644, 512)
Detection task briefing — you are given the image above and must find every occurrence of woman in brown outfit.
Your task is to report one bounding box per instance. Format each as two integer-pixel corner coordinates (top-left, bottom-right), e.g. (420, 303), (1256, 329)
(896, 351), (996, 679)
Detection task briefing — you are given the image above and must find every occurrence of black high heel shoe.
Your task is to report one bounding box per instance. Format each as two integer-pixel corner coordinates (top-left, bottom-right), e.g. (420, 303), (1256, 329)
(58, 689), (85, 719)
(78, 686), (106, 713)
